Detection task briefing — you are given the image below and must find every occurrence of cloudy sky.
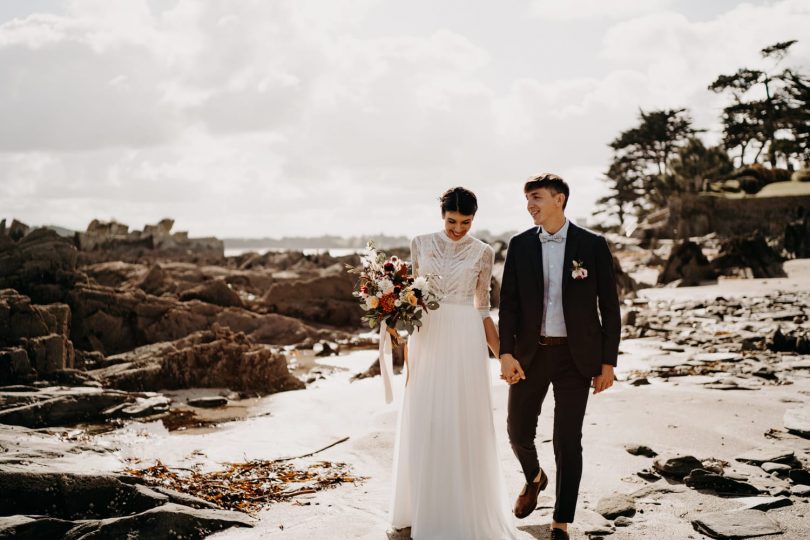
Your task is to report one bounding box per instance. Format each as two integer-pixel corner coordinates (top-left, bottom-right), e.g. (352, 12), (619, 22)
(1, 0), (808, 239)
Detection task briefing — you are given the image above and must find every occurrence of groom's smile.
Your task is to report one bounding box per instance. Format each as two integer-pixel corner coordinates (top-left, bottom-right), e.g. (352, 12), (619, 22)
(525, 186), (566, 231)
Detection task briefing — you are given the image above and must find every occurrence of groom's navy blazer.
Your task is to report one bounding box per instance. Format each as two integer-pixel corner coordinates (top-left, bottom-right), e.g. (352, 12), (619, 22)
(499, 222), (621, 377)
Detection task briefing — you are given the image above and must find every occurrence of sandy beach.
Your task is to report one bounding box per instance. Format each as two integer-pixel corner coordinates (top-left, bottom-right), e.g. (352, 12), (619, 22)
(5, 261), (806, 539)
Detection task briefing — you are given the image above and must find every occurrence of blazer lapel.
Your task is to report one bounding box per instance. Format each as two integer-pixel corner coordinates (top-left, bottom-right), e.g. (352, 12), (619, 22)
(562, 221), (580, 297)
(530, 231), (544, 296)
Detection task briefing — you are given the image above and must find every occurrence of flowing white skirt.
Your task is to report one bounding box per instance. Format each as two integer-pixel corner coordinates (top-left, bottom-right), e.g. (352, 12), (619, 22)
(390, 303), (516, 540)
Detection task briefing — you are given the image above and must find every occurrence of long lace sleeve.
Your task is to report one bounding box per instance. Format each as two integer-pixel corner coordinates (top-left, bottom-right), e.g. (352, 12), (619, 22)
(474, 244), (494, 319)
(410, 237), (419, 276)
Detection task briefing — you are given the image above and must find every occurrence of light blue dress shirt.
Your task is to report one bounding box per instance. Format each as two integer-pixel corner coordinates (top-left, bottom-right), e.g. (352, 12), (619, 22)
(538, 219), (569, 337)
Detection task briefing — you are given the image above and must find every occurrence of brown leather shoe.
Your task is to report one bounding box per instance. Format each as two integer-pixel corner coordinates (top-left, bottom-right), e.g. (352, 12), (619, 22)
(550, 528), (569, 540)
(513, 468), (548, 519)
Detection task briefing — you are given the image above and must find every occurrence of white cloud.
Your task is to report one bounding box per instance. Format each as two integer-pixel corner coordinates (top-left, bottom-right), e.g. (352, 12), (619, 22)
(530, 0), (675, 21)
(0, 0), (807, 238)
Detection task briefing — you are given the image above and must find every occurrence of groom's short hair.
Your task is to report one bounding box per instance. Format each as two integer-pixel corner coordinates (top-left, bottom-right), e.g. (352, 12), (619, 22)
(524, 174), (569, 209)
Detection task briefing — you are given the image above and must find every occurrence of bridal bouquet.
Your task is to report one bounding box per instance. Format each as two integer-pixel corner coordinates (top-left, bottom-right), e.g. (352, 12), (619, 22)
(347, 242), (440, 403)
(347, 242), (440, 335)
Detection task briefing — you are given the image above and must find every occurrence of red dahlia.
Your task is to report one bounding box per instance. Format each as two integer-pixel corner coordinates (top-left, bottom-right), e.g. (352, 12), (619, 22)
(380, 293), (397, 313)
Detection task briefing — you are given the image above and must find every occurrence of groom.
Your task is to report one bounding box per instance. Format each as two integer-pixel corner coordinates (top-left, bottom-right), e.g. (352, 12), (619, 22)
(498, 174), (621, 539)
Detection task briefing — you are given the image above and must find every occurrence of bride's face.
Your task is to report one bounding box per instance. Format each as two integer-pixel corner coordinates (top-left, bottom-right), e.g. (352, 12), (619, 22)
(442, 211), (474, 241)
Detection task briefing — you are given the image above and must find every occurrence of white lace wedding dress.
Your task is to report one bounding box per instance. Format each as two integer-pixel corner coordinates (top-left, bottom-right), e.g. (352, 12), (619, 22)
(390, 231), (516, 539)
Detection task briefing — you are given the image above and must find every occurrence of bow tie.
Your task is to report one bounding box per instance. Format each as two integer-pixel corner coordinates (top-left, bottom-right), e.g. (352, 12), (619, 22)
(539, 232), (565, 243)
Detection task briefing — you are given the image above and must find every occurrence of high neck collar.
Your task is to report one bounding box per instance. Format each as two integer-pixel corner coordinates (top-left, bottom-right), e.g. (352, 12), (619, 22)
(439, 230), (472, 244)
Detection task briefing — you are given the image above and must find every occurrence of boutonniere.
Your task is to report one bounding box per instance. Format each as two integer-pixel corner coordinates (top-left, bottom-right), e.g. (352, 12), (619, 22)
(571, 259), (588, 280)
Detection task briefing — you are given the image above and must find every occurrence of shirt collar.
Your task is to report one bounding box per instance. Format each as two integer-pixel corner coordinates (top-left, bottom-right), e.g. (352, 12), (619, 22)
(538, 218), (570, 239)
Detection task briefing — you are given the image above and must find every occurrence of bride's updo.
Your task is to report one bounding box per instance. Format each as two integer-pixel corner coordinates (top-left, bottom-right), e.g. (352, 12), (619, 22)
(439, 187), (478, 216)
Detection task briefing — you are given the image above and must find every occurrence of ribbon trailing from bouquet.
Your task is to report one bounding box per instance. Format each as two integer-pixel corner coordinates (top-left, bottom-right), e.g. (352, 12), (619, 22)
(379, 321), (395, 404)
(380, 321), (394, 403)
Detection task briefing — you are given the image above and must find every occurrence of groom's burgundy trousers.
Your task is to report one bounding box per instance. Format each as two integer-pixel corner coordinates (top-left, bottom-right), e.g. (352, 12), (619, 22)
(507, 342), (591, 523)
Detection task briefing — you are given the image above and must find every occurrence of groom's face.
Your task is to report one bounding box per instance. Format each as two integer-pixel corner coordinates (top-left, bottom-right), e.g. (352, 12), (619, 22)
(525, 188), (565, 226)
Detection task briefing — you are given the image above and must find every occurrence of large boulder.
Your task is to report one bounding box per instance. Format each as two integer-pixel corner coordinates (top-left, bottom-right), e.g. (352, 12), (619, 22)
(0, 228), (81, 304)
(62, 503), (253, 540)
(658, 241), (717, 286)
(68, 283), (326, 355)
(0, 472), (252, 539)
(89, 326), (304, 394)
(0, 388), (131, 428)
(711, 233), (785, 279)
(263, 273), (359, 327)
(0, 289), (75, 383)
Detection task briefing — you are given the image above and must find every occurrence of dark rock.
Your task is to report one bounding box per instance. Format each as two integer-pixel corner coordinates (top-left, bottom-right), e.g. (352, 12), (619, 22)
(82, 261), (145, 288)
(636, 468), (661, 481)
(0, 515), (76, 540)
(768, 327), (810, 354)
(315, 341), (339, 357)
(179, 278), (243, 308)
(0, 347), (35, 385)
(89, 326), (303, 395)
(137, 264), (176, 296)
(0, 471), (172, 519)
(614, 516), (632, 527)
(653, 455), (703, 478)
(691, 509), (781, 539)
(0, 388), (131, 428)
(658, 241), (716, 286)
(0, 229), (80, 302)
(629, 377), (650, 386)
(22, 334), (73, 375)
(711, 233), (785, 279)
(737, 496), (793, 511)
(596, 492), (636, 519)
(789, 469), (810, 486)
(684, 468), (760, 495)
(68, 283), (328, 355)
(187, 396), (228, 408)
(625, 444), (658, 458)
(120, 395), (171, 417)
(62, 503), (253, 540)
(622, 309), (638, 327)
(263, 274), (359, 327)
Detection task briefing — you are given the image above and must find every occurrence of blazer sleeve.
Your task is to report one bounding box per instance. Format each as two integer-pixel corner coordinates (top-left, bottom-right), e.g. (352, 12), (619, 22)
(498, 237), (519, 357)
(596, 235), (621, 366)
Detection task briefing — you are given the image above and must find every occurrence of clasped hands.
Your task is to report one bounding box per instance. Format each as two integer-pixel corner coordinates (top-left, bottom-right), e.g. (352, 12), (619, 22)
(499, 354), (615, 394)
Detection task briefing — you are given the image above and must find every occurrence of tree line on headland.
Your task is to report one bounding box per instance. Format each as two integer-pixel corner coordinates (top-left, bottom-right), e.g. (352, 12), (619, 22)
(597, 40), (809, 226)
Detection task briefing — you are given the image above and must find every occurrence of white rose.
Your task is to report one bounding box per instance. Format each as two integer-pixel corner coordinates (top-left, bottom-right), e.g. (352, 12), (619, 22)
(412, 276), (428, 291)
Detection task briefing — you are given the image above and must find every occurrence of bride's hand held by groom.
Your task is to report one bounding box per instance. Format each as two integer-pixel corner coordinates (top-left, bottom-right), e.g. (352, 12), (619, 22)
(499, 353), (525, 385)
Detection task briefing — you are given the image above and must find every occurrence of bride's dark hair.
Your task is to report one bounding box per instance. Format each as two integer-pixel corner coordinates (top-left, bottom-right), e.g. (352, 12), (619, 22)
(439, 187), (478, 216)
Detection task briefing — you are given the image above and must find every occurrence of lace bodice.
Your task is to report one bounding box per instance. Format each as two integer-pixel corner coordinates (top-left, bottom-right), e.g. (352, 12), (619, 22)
(410, 232), (494, 318)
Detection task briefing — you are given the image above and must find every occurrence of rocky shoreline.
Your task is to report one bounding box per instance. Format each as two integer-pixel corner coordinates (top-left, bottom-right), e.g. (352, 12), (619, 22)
(2, 218), (810, 539)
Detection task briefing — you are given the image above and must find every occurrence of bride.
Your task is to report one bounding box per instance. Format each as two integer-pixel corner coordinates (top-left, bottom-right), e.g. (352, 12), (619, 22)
(390, 187), (516, 539)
